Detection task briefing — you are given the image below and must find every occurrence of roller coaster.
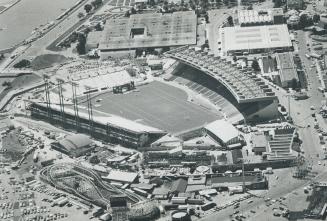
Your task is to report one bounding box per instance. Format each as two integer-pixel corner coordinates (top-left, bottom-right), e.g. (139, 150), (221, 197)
(40, 163), (143, 208)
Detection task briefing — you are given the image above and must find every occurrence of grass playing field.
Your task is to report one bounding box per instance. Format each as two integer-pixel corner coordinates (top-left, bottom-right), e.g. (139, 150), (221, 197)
(89, 81), (222, 133)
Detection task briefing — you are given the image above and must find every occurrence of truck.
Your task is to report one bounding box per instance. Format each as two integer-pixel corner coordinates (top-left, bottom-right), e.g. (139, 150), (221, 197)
(58, 198), (68, 207)
(33, 152), (39, 163)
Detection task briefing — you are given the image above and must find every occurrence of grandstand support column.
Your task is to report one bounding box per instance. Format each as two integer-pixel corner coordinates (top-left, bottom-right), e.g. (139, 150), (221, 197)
(43, 75), (52, 120)
(57, 78), (65, 128)
(85, 86), (94, 137)
(71, 82), (80, 131)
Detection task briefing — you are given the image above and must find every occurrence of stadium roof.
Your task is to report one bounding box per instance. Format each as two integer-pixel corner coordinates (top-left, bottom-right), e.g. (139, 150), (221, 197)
(59, 134), (92, 151)
(205, 120), (239, 144)
(99, 11), (197, 51)
(221, 25), (292, 52)
(105, 170), (138, 183)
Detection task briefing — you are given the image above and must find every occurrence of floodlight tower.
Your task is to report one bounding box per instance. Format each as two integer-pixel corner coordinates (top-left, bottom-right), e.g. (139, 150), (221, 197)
(71, 82), (80, 131)
(85, 86), (94, 136)
(43, 75), (52, 120)
(56, 78), (65, 127)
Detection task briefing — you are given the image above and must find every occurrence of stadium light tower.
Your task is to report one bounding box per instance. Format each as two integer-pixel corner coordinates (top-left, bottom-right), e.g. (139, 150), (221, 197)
(71, 81), (80, 131)
(56, 78), (65, 127)
(85, 86), (94, 136)
(43, 74), (52, 120)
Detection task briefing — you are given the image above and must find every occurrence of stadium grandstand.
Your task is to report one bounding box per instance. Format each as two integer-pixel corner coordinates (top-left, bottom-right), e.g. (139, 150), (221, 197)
(266, 127), (297, 161)
(165, 46), (279, 122)
(30, 102), (166, 148)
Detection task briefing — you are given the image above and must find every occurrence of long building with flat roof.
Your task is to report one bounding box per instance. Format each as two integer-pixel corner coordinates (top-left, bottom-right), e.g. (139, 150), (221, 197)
(98, 11), (197, 58)
(220, 24), (292, 55)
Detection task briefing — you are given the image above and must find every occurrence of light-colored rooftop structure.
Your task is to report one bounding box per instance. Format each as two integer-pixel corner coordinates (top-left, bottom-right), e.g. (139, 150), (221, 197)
(165, 46), (277, 103)
(105, 170), (138, 183)
(221, 25), (292, 54)
(267, 127), (297, 161)
(99, 11), (197, 51)
(204, 120), (240, 145)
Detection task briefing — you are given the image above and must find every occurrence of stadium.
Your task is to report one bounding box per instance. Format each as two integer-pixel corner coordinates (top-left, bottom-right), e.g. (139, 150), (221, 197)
(30, 45), (279, 148)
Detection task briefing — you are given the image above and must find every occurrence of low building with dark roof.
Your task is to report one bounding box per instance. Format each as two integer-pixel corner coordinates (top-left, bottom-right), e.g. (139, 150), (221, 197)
(50, 134), (95, 158)
(171, 178), (188, 194)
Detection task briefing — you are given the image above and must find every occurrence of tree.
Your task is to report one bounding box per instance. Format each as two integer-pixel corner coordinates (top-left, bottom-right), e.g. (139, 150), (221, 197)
(251, 59), (260, 71)
(94, 23), (102, 31)
(2, 81), (11, 87)
(298, 14), (312, 29)
(13, 59), (31, 68)
(313, 14), (320, 23)
(89, 155), (100, 164)
(76, 33), (86, 54)
(91, 0), (103, 8)
(274, 0), (282, 8)
(77, 12), (85, 19)
(233, 55), (237, 62)
(131, 7), (136, 14)
(84, 4), (92, 13)
(0, 54), (4, 60)
(227, 16), (233, 26)
(291, 78), (298, 89)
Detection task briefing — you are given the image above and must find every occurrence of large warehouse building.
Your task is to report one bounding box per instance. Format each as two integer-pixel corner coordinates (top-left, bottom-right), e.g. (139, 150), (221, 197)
(220, 24), (292, 55)
(98, 11), (197, 58)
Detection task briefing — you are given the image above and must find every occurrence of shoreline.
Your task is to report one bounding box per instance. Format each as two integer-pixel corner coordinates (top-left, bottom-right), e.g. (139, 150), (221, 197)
(0, 0), (21, 15)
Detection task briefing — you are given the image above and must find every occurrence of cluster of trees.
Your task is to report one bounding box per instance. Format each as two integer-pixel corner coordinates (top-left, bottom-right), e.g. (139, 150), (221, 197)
(251, 59), (260, 71)
(76, 33), (87, 54)
(83, 0), (103, 14)
(91, 0), (103, 8)
(2, 81), (12, 88)
(13, 59), (31, 68)
(273, 0), (283, 8)
(298, 14), (314, 29)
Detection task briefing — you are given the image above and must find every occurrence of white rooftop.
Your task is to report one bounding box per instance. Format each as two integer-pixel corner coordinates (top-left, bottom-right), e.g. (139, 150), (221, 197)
(221, 25), (292, 52)
(205, 120), (239, 143)
(105, 170), (138, 183)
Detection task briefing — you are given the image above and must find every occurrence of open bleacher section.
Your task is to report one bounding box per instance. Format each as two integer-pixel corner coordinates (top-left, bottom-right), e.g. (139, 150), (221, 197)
(166, 46), (277, 104)
(170, 65), (244, 123)
(267, 127), (297, 161)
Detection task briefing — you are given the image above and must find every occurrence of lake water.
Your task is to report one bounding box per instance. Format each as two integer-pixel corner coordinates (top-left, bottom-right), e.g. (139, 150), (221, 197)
(0, 0), (77, 49)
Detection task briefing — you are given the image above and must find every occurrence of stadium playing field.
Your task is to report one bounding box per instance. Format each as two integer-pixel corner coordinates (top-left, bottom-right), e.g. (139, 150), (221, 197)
(90, 81), (222, 133)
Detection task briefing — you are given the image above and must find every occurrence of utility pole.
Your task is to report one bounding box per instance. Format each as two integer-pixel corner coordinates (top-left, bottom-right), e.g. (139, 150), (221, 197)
(238, 158), (246, 192)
